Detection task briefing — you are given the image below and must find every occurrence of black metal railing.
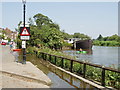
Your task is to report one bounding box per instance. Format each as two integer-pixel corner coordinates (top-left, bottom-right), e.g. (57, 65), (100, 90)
(34, 51), (120, 89)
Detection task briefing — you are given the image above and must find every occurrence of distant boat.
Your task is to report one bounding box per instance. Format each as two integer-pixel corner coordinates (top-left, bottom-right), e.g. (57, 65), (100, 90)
(76, 51), (87, 54)
(73, 40), (92, 50)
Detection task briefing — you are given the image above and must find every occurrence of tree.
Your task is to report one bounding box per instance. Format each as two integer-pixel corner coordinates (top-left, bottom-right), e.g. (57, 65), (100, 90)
(61, 30), (72, 40)
(16, 13), (92, 50)
(108, 34), (119, 41)
(28, 18), (34, 26)
(103, 34), (120, 42)
(33, 13), (53, 28)
(73, 33), (91, 40)
(26, 13), (64, 50)
(97, 34), (103, 41)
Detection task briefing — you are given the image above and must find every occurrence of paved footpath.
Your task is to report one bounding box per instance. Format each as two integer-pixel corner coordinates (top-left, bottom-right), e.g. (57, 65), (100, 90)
(0, 45), (51, 88)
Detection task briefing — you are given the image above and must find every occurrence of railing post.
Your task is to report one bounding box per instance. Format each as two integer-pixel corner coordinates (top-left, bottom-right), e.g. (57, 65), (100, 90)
(102, 66), (105, 86)
(36, 51), (37, 56)
(54, 56), (57, 65)
(61, 58), (64, 68)
(49, 54), (51, 62)
(83, 62), (86, 78)
(45, 54), (47, 60)
(42, 53), (43, 59)
(43, 53), (44, 60)
(70, 60), (73, 72)
(40, 52), (42, 58)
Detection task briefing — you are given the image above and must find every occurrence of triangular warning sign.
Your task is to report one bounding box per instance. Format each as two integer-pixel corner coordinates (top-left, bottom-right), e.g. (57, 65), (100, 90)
(20, 27), (30, 36)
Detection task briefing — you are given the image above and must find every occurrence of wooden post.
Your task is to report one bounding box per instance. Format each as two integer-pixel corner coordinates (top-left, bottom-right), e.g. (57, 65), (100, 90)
(102, 66), (105, 86)
(83, 62), (86, 78)
(54, 56), (57, 65)
(70, 60), (73, 72)
(61, 58), (64, 68)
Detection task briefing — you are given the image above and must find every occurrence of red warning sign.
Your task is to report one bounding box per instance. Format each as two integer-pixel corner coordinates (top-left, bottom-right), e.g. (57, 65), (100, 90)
(20, 27), (30, 36)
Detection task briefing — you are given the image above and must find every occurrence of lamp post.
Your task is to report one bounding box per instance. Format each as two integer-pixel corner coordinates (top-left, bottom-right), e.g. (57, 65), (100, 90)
(22, 0), (26, 64)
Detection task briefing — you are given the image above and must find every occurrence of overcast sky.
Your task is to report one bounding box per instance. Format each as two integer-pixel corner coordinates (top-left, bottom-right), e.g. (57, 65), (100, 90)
(0, 1), (118, 39)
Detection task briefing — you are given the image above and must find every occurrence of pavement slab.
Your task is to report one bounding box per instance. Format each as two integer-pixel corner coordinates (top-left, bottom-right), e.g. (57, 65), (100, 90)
(0, 45), (52, 88)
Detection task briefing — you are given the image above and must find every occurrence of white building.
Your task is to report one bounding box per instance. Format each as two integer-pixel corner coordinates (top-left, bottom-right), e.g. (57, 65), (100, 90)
(67, 38), (81, 44)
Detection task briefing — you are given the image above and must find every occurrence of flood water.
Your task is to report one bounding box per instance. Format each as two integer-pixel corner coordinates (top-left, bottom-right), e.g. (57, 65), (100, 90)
(63, 46), (119, 69)
(17, 46), (119, 88)
(18, 53), (97, 89)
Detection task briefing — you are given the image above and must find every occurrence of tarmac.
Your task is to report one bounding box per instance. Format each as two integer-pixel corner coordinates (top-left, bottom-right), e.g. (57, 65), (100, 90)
(0, 45), (52, 88)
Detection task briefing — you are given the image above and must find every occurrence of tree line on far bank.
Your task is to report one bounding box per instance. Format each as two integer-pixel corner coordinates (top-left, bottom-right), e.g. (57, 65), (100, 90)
(93, 34), (120, 47)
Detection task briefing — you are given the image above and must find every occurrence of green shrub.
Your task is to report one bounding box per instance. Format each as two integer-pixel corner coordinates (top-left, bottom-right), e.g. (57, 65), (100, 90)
(93, 40), (120, 47)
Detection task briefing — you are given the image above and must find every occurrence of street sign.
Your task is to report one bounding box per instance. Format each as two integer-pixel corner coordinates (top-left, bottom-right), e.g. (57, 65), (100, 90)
(22, 41), (26, 48)
(20, 36), (30, 40)
(20, 27), (30, 36)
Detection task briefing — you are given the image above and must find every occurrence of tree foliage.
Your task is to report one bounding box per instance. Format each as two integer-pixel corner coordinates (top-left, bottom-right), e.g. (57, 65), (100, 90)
(27, 13), (63, 50)
(94, 34), (120, 47)
(61, 30), (73, 40)
(16, 13), (91, 49)
(97, 34), (103, 41)
(72, 33), (91, 40)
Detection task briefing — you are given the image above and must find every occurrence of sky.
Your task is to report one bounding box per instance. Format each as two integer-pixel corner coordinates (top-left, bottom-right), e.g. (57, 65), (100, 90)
(0, 1), (118, 39)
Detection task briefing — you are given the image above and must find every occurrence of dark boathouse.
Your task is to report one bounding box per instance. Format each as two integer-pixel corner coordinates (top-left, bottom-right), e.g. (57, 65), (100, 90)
(73, 40), (92, 50)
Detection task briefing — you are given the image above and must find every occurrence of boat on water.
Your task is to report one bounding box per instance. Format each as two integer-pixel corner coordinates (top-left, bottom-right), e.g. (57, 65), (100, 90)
(76, 51), (87, 54)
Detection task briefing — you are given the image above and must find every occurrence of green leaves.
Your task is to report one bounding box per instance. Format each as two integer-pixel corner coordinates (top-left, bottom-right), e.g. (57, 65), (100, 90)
(94, 34), (120, 47)
(73, 33), (91, 40)
(93, 40), (120, 47)
(27, 13), (64, 50)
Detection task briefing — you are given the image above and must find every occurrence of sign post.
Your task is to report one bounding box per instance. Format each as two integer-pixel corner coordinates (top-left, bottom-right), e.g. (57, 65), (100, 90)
(20, 0), (30, 64)
(23, 0), (26, 64)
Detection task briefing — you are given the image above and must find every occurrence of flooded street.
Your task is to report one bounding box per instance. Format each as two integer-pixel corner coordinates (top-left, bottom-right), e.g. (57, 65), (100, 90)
(18, 53), (96, 89)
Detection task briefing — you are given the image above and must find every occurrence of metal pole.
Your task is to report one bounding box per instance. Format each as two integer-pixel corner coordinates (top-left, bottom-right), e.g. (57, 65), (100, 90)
(23, 3), (26, 64)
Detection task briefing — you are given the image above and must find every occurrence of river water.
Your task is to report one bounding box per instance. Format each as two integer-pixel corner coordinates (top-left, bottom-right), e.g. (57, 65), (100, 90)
(63, 46), (119, 69)
(17, 46), (119, 88)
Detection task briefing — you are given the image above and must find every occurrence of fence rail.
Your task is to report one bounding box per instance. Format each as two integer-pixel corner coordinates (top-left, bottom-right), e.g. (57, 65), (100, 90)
(34, 50), (120, 88)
